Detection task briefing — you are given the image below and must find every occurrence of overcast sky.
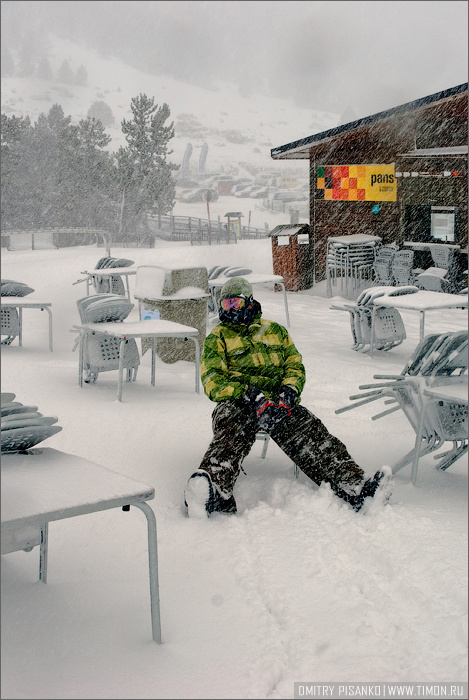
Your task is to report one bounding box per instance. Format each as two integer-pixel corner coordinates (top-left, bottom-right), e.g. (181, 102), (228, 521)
(2, 1), (468, 120)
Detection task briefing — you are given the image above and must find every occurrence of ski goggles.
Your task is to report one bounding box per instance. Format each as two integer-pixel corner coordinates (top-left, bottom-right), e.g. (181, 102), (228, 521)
(220, 295), (248, 311)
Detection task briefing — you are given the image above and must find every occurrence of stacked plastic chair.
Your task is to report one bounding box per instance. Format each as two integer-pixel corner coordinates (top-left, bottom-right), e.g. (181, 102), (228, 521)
(391, 249), (418, 286)
(372, 245), (398, 285)
(1, 280), (35, 345)
(335, 330), (468, 484)
(330, 285), (413, 353)
(1, 392), (62, 454)
(91, 257), (134, 296)
(74, 294), (140, 384)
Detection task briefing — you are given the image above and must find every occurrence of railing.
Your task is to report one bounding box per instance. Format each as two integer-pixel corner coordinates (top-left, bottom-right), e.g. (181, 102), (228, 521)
(1, 228), (112, 255)
(147, 214), (268, 245)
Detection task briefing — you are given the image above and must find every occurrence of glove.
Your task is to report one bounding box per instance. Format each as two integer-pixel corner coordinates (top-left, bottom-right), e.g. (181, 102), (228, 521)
(242, 385), (276, 418)
(277, 386), (298, 412)
(258, 404), (283, 432)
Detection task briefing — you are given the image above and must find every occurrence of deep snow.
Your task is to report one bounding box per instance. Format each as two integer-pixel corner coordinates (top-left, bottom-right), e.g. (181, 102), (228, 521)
(1, 231), (467, 699)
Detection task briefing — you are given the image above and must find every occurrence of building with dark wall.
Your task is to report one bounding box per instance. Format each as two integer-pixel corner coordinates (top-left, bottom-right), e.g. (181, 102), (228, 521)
(271, 84), (468, 283)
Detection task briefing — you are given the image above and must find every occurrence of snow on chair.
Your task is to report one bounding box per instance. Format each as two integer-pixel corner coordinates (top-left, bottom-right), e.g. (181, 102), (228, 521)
(75, 295), (140, 385)
(391, 249), (417, 286)
(335, 330), (468, 483)
(330, 285), (408, 353)
(92, 257), (134, 296)
(372, 245), (398, 286)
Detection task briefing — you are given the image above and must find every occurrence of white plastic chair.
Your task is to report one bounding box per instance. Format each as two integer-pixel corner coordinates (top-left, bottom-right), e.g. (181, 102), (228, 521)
(75, 295), (140, 385)
(335, 331), (468, 483)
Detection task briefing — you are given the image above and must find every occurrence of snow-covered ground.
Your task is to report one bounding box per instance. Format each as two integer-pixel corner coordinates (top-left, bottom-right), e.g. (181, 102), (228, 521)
(1, 235), (467, 699)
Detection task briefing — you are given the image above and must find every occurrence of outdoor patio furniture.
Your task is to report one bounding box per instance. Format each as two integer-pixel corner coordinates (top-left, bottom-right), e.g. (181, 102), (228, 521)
(1, 298), (53, 351)
(372, 245), (398, 285)
(74, 319), (200, 401)
(335, 330), (468, 484)
(1, 446), (162, 643)
(326, 234), (381, 299)
(74, 295), (140, 385)
(330, 285), (412, 353)
(1, 392), (62, 455)
(367, 287), (468, 356)
(391, 249), (418, 286)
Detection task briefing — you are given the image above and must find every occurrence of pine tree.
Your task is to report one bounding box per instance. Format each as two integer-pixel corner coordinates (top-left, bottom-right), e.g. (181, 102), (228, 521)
(57, 59), (74, 84)
(1, 47), (16, 77)
(37, 56), (53, 81)
(87, 100), (114, 127)
(113, 94), (178, 239)
(75, 64), (88, 86)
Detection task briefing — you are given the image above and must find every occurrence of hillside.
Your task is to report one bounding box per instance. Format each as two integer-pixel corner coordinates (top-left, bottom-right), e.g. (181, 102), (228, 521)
(1, 34), (338, 178)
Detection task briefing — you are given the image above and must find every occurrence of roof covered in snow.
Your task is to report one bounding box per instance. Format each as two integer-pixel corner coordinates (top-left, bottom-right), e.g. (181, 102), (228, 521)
(271, 83), (468, 160)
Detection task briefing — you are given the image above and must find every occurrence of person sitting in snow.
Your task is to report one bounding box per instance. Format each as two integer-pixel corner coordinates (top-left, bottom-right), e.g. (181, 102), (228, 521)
(184, 277), (393, 517)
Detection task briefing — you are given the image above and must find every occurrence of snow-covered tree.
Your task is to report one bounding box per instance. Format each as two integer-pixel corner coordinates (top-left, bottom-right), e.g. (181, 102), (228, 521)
(37, 56), (53, 81)
(75, 64), (88, 86)
(86, 100), (114, 127)
(113, 94), (178, 239)
(57, 59), (74, 84)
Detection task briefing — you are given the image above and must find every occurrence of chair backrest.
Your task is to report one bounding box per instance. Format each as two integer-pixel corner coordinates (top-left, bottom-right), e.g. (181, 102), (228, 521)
(77, 295), (133, 324)
(402, 333), (444, 376)
(408, 331), (468, 377)
(429, 245), (454, 270)
(392, 250), (414, 266)
(134, 266), (168, 300)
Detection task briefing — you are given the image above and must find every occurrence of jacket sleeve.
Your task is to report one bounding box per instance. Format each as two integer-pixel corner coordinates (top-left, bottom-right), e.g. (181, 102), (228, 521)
(279, 327), (306, 399)
(200, 331), (248, 402)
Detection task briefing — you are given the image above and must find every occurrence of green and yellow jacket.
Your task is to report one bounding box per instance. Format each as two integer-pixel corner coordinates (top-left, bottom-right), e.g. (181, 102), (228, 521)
(201, 312), (306, 403)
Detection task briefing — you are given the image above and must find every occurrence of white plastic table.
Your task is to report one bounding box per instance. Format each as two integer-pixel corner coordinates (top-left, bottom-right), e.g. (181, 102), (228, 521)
(370, 290), (468, 356)
(81, 267), (137, 301)
(1, 297), (53, 351)
(75, 319), (200, 401)
(209, 273), (290, 326)
(1, 447), (162, 643)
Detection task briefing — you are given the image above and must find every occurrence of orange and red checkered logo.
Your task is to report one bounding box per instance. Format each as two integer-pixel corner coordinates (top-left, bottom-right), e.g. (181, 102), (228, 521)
(316, 165), (396, 202)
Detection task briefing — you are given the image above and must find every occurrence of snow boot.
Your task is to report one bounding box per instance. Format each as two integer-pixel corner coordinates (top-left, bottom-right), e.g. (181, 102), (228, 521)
(184, 470), (237, 518)
(351, 466), (393, 512)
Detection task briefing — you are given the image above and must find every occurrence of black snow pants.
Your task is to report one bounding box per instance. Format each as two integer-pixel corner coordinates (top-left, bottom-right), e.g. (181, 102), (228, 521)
(198, 399), (366, 499)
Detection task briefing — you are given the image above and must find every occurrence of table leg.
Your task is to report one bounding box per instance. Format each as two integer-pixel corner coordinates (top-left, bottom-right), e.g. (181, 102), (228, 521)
(43, 306), (53, 351)
(117, 338), (126, 401)
(151, 338), (156, 387)
(186, 336), (200, 393)
(370, 306), (377, 357)
(132, 502), (162, 643)
(278, 282), (290, 327)
(39, 522), (48, 583)
(125, 276), (131, 302)
(420, 311), (426, 340)
(78, 331), (86, 387)
(18, 307), (23, 347)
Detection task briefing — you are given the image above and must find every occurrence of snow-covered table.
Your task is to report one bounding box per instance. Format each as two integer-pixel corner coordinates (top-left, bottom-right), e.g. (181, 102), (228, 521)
(81, 266), (137, 301)
(209, 273), (290, 326)
(370, 289), (468, 356)
(1, 447), (162, 643)
(75, 318), (200, 401)
(1, 297), (53, 351)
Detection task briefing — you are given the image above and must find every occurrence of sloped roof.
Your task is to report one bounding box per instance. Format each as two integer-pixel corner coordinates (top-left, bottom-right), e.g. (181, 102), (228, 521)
(271, 83), (468, 160)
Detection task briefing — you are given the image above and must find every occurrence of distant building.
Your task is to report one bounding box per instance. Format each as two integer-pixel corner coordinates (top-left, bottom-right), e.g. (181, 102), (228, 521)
(271, 83), (468, 282)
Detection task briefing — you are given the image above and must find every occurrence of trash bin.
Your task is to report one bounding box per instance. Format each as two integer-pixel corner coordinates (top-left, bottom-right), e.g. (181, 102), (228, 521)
(134, 266), (210, 363)
(270, 224), (313, 291)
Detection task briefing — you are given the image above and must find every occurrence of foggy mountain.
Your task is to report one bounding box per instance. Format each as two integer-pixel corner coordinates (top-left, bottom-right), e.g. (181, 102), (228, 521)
(1, 33), (339, 178)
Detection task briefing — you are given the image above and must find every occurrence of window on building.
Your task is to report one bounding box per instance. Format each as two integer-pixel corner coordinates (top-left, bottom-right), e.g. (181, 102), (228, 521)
(431, 206), (456, 242)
